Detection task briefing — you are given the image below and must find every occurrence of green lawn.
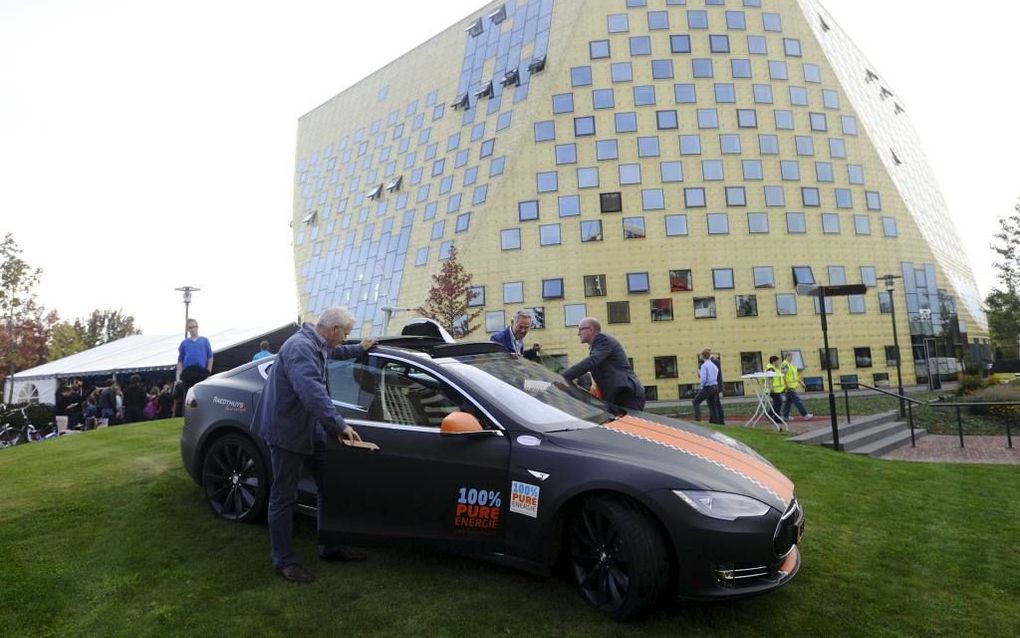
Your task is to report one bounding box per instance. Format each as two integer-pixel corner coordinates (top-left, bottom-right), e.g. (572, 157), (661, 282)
(1, 420), (1017, 637)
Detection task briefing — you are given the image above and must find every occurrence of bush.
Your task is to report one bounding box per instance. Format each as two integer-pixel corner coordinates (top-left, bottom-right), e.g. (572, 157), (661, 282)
(956, 372), (990, 395)
(962, 383), (1020, 419)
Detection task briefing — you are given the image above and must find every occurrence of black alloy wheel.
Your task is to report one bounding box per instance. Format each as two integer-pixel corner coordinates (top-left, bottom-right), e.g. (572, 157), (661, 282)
(567, 496), (671, 621)
(201, 434), (267, 523)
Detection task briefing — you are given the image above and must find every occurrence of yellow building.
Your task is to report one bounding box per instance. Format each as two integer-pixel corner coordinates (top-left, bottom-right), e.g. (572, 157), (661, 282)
(293, 0), (987, 401)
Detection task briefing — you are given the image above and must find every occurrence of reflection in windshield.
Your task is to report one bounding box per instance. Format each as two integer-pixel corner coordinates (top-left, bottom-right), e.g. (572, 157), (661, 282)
(442, 355), (613, 431)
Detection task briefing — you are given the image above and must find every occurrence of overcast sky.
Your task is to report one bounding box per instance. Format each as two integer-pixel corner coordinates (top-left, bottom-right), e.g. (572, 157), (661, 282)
(2, 0), (1016, 336)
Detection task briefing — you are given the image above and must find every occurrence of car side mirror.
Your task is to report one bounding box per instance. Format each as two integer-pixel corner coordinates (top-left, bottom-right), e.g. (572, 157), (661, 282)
(440, 411), (484, 435)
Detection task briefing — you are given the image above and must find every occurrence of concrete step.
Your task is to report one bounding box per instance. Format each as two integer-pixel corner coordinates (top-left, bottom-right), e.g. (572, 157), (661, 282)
(824, 421), (909, 451)
(849, 428), (928, 457)
(787, 411), (899, 446)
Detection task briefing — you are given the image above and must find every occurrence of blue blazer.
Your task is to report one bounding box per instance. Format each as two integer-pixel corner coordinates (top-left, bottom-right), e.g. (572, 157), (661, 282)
(490, 326), (540, 360)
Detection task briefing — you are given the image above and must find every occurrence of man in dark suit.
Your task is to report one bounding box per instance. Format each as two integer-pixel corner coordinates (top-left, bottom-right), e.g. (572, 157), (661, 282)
(253, 306), (377, 583)
(562, 317), (645, 410)
(490, 309), (541, 360)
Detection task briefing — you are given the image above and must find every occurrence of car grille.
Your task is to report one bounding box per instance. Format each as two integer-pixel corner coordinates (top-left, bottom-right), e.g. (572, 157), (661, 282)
(773, 497), (804, 558)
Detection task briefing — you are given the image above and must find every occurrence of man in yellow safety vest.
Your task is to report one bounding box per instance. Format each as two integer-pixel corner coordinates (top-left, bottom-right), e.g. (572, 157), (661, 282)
(781, 352), (813, 421)
(765, 355), (786, 426)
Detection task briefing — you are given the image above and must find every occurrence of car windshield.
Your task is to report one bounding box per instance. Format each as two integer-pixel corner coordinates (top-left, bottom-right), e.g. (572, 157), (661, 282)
(440, 354), (614, 431)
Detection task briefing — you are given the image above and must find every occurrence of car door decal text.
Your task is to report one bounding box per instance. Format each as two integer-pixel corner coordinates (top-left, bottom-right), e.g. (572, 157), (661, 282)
(454, 487), (502, 532)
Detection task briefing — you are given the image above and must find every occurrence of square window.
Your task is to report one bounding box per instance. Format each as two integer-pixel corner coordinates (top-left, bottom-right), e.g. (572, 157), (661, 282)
(679, 134), (702, 155)
(692, 58), (714, 78)
(611, 62), (633, 83)
(803, 63), (821, 83)
(578, 166), (600, 188)
(472, 185), (488, 205)
(829, 138), (847, 158)
(634, 85), (656, 105)
(596, 139), (619, 160)
(795, 136), (814, 156)
(731, 58), (752, 78)
(764, 185), (785, 206)
(710, 34), (730, 53)
(720, 133), (741, 154)
(707, 213), (730, 234)
(743, 159), (763, 180)
(775, 109), (794, 129)
(759, 134), (779, 154)
(503, 281), (524, 304)
(642, 188), (665, 210)
(564, 304), (586, 327)
(654, 355), (678, 378)
(854, 347), (873, 367)
(882, 217), (898, 237)
(697, 108), (719, 129)
(835, 188), (853, 208)
(866, 191), (882, 210)
(536, 171), (558, 193)
(842, 116), (858, 136)
(753, 266), (775, 287)
(607, 300), (630, 324)
(822, 89), (840, 109)
(713, 268), (735, 289)
(593, 88), (615, 109)
(726, 186), (746, 206)
(670, 269), (693, 292)
(590, 39), (611, 59)
(630, 36), (652, 56)
(623, 216), (646, 239)
(762, 12), (782, 31)
(702, 159), (724, 180)
(648, 10), (669, 29)
(619, 163), (642, 185)
(816, 161), (834, 182)
(737, 108), (758, 128)
(415, 247), (429, 266)
(776, 293), (797, 315)
(479, 139), (495, 158)
(607, 13), (630, 33)
(821, 212), (841, 234)
(674, 83), (697, 103)
(769, 60), (788, 80)
(849, 295), (866, 314)
(687, 10), (708, 29)
(684, 187), (706, 207)
(740, 351), (763, 375)
(810, 112), (828, 132)
(802, 186), (820, 206)
(571, 66), (593, 87)
(819, 348), (839, 371)
(600, 191), (623, 213)
(784, 38), (802, 57)
(651, 59), (674, 80)
(539, 224), (561, 246)
(848, 164), (865, 185)
(665, 214), (688, 236)
(671, 34), (691, 53)
(861, 266), (878, 287)
(485, 310), (505, 333)
(501, 228), (521, 250)
(580, 220), (603, 242)
(789, 86), (808, 106)
(555, 143), (577, 165)
(754, 84), (774, 104)
(747, 211), (769, 233)
(656, 109), (678, 129)
(792, 266), (815, 285)
(584, 274), (607, 297)
(781, 160), (801, 181)
(726, 10), (747, 30)
(542, 278), (564, 299)
(736, 295), (758, 317)
(455, 213), (470, 233)
(615, 111), (638, 133)
(574, 116), (596, 136)
(558, 194), (581, 217)
(627, 272), (650, 293)
(694, 297), (717, 318)
(552, 93), (574, 114)
(467, 286), (484, 307)
(534, 120), (555, 142)
(651, 298), (674, 322)
(828, 266), (847, 285)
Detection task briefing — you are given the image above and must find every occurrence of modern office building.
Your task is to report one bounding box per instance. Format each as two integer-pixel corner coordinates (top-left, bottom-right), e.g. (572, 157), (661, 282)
(292, 0), (988, 400)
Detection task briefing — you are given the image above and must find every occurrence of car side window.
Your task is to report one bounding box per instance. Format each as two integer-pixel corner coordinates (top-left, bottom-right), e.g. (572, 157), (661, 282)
(327, 359), (375, 411)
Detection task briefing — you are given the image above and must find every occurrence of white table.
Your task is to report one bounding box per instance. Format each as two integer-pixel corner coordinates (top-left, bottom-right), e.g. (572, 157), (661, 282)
(740, 372), (787, 431)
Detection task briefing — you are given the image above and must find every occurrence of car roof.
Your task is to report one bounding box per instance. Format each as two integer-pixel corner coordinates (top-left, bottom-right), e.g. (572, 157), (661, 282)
(345, 336), (505, 359)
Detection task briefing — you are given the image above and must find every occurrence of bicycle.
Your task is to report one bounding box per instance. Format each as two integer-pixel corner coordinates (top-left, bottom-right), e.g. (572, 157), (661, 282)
(0, 404), (45, 446)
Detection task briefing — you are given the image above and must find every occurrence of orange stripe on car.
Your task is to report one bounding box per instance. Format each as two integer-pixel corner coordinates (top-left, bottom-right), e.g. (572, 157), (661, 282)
(605, 415), (794, 506)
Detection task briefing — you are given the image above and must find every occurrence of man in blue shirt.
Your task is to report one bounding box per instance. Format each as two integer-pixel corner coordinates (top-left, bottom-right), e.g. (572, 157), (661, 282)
(252, 340), (272, 361)
(176, 319), (213, 395)
(252, 306), (377, 583)
(692, 348), (724, 424)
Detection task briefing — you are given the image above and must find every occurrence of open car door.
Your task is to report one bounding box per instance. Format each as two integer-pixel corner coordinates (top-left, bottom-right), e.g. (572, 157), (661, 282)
(319, 354), (510, 551)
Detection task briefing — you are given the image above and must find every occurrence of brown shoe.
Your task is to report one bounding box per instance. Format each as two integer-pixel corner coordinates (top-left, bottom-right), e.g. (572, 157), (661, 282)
(319, 546), (367, 562)
(276, 563), (315, 583)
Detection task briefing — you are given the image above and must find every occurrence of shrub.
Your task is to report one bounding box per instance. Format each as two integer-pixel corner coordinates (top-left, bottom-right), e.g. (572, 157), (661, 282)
(956, 372), (990, 395)
(963, 383), (1020, 418)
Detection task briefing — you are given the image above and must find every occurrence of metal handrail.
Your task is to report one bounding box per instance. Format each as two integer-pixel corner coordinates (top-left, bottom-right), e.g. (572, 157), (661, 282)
(835, 382), (1015, 449)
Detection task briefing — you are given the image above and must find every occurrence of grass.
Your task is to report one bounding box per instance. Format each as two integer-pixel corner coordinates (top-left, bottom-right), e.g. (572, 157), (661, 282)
(1, 419), (1018, 637)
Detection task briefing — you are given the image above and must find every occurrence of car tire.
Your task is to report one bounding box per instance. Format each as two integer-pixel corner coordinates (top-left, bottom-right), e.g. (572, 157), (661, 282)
(201, 433), (268, 524)
(567, 496), (671, 621)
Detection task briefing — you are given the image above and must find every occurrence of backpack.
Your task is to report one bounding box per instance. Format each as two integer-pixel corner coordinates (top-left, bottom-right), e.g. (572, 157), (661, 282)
(143, 396), (158, 420)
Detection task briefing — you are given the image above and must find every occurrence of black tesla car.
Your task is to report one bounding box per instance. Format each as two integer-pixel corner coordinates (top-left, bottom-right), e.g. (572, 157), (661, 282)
(180, 334), (803, 621)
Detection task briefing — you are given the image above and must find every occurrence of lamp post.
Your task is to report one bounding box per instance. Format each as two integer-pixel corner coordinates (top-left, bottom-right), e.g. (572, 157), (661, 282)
(175, 286), (200, 338)
(882, 275), (906, 418)
(380, 305), (413, 336)
(797, 282), (867, 452)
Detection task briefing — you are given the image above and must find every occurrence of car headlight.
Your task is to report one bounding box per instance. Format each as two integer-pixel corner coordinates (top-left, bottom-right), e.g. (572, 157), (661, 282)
(673, 490), (771, 520)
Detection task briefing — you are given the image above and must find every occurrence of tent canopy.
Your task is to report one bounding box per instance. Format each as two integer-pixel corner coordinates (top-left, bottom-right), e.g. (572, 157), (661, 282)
(6, 324), (298, 404)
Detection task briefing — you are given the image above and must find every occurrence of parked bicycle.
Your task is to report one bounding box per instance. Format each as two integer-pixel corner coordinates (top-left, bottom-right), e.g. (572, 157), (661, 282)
(0, 403), (46, 446)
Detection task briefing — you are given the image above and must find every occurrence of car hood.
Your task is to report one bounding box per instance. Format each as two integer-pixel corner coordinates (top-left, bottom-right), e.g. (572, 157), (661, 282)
(546, 413), (794, 511)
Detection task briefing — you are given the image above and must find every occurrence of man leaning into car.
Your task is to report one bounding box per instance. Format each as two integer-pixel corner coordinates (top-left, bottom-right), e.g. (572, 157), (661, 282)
(253, 305), (378, 583)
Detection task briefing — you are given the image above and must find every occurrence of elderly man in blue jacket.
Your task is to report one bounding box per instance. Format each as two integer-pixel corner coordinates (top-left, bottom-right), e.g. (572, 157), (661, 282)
(253, 306), (377, 583)
(490, 309), (541, 360)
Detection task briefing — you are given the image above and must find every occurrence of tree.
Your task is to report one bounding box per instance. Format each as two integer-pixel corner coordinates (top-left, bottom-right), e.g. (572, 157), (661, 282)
(1, 234), (46, 395)
(415, 246), (481, 338)
(984, 202), (1020, 356)
(48, 320), (87, 361)
(74, 309), (141, 349)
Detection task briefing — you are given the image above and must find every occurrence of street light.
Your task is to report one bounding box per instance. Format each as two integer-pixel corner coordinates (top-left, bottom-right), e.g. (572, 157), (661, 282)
(797, 282), (867, 452)
(175, 286), (200, 338)
(380, 305), (413, 336)
(882, 275), (907, 418)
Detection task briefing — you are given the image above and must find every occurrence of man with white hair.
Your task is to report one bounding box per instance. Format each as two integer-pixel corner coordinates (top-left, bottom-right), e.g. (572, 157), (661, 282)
(253, 306), (378, 583)
(490, 309), (541, 360)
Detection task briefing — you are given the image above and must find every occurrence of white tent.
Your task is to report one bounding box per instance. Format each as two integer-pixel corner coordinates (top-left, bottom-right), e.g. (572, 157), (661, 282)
(4, 325), (296, 405)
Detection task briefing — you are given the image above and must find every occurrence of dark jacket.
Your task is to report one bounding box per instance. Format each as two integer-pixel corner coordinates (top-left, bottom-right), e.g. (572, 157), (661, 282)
(490, 326), (539, 361)
(253, 323), (365, 455)
(562, 332), (644, 407)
